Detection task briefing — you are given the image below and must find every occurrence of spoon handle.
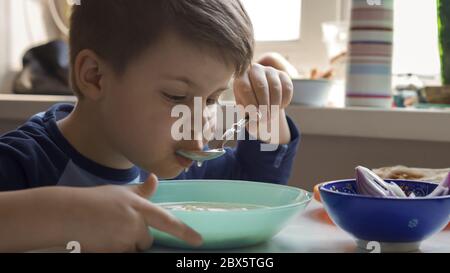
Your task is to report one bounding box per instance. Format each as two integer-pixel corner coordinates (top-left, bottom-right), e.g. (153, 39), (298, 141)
(221, 112), (262, 147)
(222, 113), (261, 148)
(221, 115), (251, 147)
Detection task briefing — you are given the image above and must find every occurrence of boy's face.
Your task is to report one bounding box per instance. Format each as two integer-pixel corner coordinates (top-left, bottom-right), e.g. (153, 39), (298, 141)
(98, 31), (234, 178)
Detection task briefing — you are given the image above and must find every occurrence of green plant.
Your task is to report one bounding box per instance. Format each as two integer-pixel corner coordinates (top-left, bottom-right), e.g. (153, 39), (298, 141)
(438, 0), (450, 85)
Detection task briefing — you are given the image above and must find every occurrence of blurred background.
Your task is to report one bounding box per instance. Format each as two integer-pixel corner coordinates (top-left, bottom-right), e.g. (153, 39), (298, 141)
(0, 0), (443, 98)
(0, 0), (448, 190)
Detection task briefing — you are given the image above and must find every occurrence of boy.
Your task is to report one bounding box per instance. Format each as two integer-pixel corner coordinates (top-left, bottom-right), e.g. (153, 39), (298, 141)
(0, 0), (299, 252)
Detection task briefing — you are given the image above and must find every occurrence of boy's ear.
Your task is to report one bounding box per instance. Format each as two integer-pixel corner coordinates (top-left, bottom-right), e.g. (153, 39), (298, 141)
(74, 49), (106, 101)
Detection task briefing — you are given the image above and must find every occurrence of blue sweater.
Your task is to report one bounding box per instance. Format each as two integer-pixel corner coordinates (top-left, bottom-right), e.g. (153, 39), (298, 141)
(0, 104), (300, 191)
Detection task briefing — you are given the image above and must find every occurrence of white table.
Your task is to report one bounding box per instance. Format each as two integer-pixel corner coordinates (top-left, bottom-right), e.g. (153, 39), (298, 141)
(150, 200), (450, 253)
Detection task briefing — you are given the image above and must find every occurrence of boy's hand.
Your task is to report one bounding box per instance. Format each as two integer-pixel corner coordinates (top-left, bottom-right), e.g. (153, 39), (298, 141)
(233, 63), (294, 145)
(65, 174), (202, 252)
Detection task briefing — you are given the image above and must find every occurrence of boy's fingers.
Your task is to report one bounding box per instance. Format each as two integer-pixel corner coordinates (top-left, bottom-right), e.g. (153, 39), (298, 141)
(131, 174), (159, 198)
(136, 226), (154, 252)
(279, 71), (294, 109)
(234, 72), (259, 108)
(266, 68), (282, 108)
(140, 203), (203, 247)
(248, 64), (271, 124)
(249, 64), (270, 109)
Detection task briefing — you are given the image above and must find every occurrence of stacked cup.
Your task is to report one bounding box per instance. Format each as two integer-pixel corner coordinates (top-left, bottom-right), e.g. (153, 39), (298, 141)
(345, 0), (394, 108)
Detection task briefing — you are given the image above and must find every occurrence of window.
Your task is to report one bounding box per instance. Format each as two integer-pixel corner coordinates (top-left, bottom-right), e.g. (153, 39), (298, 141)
(235, 0), (441, 106)
(241, 0), (302, 42)
(243, 0), (440, 80)
(393, 0), (441, 79)
(248, 0), (342, 76)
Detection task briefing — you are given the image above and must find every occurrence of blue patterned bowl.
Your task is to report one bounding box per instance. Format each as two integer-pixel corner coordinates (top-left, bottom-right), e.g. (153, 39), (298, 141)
(320, 179), (450, 252)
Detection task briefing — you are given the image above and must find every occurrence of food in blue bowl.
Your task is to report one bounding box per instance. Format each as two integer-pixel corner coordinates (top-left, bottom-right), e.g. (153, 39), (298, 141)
(320, 171), (450, 252)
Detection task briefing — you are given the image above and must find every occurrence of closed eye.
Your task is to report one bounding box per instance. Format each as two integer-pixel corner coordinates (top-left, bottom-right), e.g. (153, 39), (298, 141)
(163, 92), (187, 102)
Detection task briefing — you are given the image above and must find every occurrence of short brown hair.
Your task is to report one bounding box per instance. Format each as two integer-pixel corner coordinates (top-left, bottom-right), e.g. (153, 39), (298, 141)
(69, 0), (254, 97)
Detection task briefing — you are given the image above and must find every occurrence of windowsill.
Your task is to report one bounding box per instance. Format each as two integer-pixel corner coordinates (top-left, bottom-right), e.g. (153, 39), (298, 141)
(0, 94), (76, 120)
(0, 94), (449, 143)
(286, 105), (450, 143)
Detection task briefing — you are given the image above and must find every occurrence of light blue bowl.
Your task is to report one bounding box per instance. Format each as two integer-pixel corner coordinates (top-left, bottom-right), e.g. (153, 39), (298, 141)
(149, 180), (312, 249)
(320, 179), (450, 252)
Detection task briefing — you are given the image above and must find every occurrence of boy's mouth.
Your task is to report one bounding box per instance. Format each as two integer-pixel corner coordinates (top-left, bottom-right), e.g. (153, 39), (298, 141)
(175, 153), (193, 168)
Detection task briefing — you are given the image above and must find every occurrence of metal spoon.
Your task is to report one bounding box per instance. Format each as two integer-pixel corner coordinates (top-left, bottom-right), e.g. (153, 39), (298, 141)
(355, 166), (408, 197)
(428, 172), (450, 197)
(356, 166), (449, 198)
(176, 114), (254, 166)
